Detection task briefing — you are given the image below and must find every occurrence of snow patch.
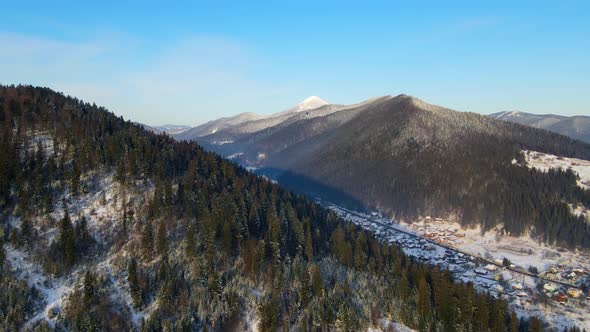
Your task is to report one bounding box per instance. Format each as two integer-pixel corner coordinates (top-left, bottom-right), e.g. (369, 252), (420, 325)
(523, 150), (590, 190)
(6, 245), (76, 329)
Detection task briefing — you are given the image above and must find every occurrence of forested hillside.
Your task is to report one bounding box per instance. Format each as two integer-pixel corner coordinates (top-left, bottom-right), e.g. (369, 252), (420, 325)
(197, 94), (590, 249)
(0, 86), (557, 331)
(283, 96), (590, 248)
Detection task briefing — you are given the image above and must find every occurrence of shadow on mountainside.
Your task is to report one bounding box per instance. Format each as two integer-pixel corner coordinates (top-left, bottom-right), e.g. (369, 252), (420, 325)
(255, 167), (368, 212)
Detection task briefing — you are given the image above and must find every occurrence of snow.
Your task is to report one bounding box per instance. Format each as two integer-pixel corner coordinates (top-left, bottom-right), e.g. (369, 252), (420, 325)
(212, 140), (233, 145)
(227, 152), (244, 159)
(324, 203), (590, 331)
(96, 259), (149, 326)
(286, 96), (329, 113)
(368, 319), (416, 332)
(2, 170), (157, 329)
(523, 150), (590, 190)
(5, 245), (76, 329)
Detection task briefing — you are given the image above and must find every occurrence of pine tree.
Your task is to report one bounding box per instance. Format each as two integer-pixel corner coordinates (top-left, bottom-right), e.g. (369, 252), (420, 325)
(417, 276), (432, 329)
(529, 316), (542, 332)
(59, 211), (76, 266)
(156, 220), (167, 256)
(19, 218), (32, 246)
(83, 269), (97, 307)
(75, 215), (92, 252)
(509, 312), (518, 332)
(141, 221), (154, 258)
(128, 258), (142, 308)
(0, 237), (5, 270)
(304, 222), (313, 261)
(311, 264), (323, 297)
(70, 160), (81, 196)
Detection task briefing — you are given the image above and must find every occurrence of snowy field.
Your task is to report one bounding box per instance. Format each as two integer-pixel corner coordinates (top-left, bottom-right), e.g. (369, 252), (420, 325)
(523, 150), (590, 190)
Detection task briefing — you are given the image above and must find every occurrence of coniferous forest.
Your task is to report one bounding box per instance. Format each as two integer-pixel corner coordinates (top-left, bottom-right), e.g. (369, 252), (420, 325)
(245, 96), (590, 249)
(0, 85), (583, 331)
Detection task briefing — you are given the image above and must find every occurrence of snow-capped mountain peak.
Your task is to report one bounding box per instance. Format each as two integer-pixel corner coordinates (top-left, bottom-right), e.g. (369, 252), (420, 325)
(288, 96), (329, 113)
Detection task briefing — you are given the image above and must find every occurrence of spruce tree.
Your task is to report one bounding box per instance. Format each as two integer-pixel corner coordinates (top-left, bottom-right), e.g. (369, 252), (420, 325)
(83, 269), (97, 307)
(141, 221), (154, 258)
(59, 211), (76, 266)
(128, 258), (142, 308)
(156, 220), (167, 256)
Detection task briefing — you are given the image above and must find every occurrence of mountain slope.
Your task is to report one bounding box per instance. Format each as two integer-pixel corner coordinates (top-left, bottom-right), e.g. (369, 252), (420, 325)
(141, 123), (191, 135)
(177, 96), (342, 143)
(0, 85), (530, 331)
(201, 94), (590, 248)
(491, 111), (590, 143)
(175, 112), (263, 139)
(193, 96), (391, 161)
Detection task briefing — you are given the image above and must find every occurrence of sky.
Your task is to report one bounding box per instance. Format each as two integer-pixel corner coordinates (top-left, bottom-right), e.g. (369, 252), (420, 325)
(0, 1), (588, 126)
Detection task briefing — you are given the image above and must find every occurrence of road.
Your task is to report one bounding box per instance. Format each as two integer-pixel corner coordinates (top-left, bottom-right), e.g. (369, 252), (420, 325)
(333, 205), (582, 290)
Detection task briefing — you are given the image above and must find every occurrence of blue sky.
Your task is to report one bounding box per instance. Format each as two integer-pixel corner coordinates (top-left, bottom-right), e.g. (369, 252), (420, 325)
(1, 1), (588, 125)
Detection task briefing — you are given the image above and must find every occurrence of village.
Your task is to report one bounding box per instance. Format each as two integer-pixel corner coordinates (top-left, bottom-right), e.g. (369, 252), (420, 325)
(324, 203), (590, 331)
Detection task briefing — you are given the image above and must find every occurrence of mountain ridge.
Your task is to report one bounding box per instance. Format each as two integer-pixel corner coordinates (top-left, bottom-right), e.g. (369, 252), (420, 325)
(490, 110), (590, 143)
(0, 85), (576, 331)
(196, 93), (590, 248)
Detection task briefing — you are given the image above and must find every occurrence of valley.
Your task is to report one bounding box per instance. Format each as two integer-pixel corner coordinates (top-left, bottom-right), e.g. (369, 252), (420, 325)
(325, 204), (590, 331)
(3, 3), (589, 331)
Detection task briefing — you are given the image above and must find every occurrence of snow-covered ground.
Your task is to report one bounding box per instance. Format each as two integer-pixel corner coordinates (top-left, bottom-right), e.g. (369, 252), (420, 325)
(403, 218), (590, 274)
(368, 319), (416, 332)
(523, 150), (590, 190)
(5, 246), (77, 329)
(325, 204), (590, 331)
(2, 171), (156, 329)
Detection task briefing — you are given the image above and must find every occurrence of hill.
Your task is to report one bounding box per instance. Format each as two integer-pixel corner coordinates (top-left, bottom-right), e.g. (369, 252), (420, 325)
(490, 111), (590, 143)
(0, 85), (535, 331)
(196, 95), (590, 248)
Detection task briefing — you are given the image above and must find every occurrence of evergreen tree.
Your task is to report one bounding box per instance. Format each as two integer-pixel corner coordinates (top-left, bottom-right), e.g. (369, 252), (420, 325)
(141, 221), (154, 258)
(83, 269), (97, 307)
(128, 258), (142, 308)
(58, 211), (76, 266)
(304, 222), (313, 261)
(156, 219), (167, 256)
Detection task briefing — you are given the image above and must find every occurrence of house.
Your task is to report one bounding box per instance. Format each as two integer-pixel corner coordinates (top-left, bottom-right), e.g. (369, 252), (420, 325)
(543, 283), (557, 293)
(484, 264), (497, 272)
(493, 284), (504, 292)
(511, 283), (524, 290)
(475, 268), (488, 275)
(567, 288), (583, 298)
(553, 293), (568, 303)
(516, 291), (528, 297)
(565, 272), (577, 280)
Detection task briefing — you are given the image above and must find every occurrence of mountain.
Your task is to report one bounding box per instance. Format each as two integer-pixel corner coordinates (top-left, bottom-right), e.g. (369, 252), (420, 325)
(151, 124), (192, 135)
(197, 94), (590, 248)
(141, 123), (191, 135)
(277, 96), (329, 115)
(176, 96), (336, 142)
(490, 111), (590, 143)
(175, 112), (264, 139)
(0, 85), (530, 331)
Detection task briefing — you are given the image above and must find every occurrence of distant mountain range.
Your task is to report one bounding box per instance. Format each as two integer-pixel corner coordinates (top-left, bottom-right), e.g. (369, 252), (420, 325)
(181, 95), (590, 248)
(490, 111), (590, 143)
(142, 124), (191, 135)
